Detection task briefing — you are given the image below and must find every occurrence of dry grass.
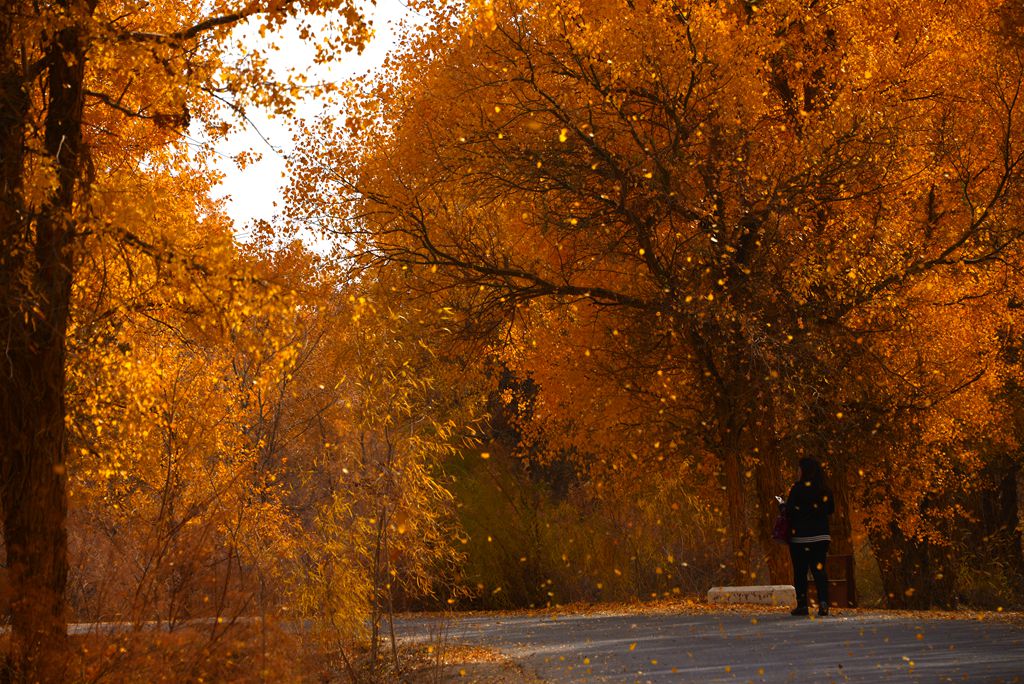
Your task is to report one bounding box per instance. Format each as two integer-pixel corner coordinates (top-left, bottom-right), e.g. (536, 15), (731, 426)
(36, 621), (328, 683)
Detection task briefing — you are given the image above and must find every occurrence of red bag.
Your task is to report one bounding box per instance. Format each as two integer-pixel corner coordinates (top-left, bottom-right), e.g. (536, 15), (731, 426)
(772, 510), (791, 544)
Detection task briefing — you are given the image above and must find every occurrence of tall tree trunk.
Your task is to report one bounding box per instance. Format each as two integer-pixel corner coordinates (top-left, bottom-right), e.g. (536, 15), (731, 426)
(824, 460), (855, 606)
(0, 382), (70, 683)
(0, 6), (85, 679)
(868, 516), (958, 609)
(0, 235), (74, 682)
(752, 436), (788, 585)
(979, 452), (1024, 598)
(721, 445), (752, 583)
(700, 336), (753, 585)
(735, 391), (785, 584)
(828, 462), (854, 556)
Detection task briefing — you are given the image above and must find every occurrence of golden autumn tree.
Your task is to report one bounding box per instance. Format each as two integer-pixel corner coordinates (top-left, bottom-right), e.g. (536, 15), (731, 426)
(828, 265), (1015, 607)
(65, 203), (486, 676)
(68, 219), (310, 634)
(291, 274), (484, 676)
(0, 0), (372, 678)
(289, 0), (1024, 593)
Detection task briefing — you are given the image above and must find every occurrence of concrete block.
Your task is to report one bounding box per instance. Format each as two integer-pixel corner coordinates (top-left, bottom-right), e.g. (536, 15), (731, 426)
(707, 585), (796, 606)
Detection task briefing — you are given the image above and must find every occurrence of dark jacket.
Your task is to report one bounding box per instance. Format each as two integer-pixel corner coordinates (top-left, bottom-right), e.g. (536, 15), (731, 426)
(785, 481), (834, 539)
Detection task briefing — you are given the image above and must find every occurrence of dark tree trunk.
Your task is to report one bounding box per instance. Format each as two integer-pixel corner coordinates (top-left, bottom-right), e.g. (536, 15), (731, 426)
(868, 518), (958, 609)
(992, 456), (1024, 592)
(828, 462), (855, 557)
(0, 5), (85, 680)
(697, 332), (754, 585)
(0, 389), (70, 683)
(753, 465), (789, 584)
(752, 404), (788, 584)
(721, 444), (753, 583)
(970, 452), (1024, 603)
(713, 374), (754, 584)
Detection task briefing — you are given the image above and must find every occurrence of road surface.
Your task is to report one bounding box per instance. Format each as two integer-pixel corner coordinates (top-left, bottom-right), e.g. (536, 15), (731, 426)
(397, 608), (1024, 683)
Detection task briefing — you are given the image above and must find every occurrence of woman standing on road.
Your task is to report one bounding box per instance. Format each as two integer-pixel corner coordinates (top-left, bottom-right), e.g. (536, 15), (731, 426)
(786, 457), (835, 616)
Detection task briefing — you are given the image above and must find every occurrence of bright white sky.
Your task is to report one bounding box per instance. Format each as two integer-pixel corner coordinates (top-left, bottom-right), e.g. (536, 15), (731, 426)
(208, 0), (417, 234)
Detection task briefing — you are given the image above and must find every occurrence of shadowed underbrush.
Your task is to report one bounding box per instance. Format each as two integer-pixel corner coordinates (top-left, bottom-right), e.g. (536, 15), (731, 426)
(444, 448), (735, 610)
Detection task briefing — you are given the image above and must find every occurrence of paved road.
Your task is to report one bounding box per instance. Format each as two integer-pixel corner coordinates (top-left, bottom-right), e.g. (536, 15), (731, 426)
(397, 610), (1024, 683)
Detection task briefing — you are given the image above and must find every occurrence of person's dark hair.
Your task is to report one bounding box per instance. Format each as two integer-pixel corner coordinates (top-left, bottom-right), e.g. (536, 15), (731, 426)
(798, 457), (829, 491)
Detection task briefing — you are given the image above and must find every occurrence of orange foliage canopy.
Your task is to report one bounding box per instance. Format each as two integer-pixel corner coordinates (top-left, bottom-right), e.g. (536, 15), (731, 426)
(1, 0), (370, 678)
(289, 0), (1024, 594)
